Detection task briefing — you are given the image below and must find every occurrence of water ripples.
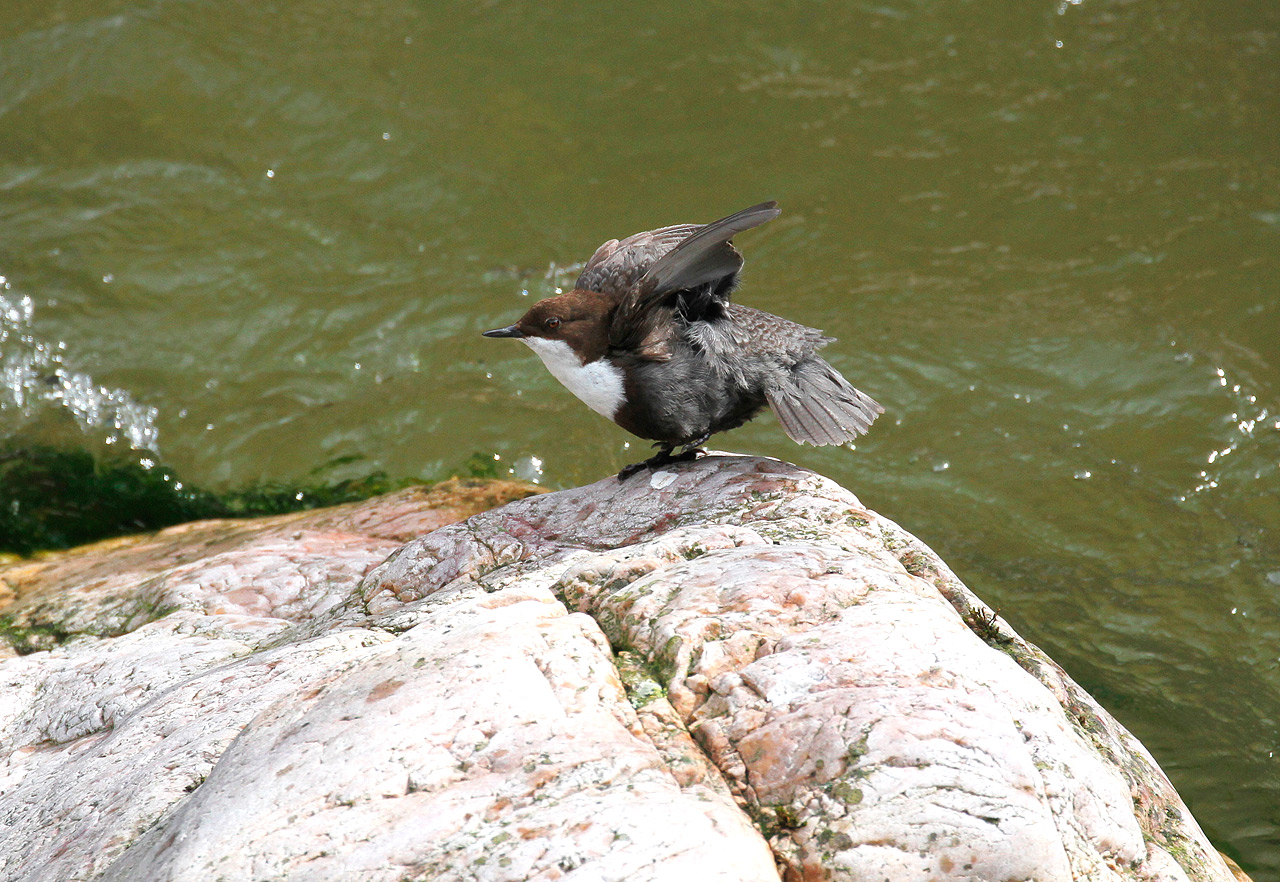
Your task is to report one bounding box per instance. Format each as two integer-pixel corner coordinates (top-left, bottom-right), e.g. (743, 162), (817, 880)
(1184, 362), (1279, 499)
(0, 274), (159, 453)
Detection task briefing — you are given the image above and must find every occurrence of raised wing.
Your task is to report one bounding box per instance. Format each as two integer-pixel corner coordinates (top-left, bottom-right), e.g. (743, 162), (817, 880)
(575, 224), (700, 297)
(608, 201), (780, 351)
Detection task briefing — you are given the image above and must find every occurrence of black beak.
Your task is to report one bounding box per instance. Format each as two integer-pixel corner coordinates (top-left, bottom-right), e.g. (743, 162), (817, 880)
(482, 324), (524, 339)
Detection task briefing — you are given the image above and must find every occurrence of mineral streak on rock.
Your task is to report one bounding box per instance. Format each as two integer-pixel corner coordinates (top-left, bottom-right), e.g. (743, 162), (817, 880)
(0, 459), (1242, 882)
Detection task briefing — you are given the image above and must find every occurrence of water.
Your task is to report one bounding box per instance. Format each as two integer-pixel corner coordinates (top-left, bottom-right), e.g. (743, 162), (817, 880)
(2, 0), (1278, 872)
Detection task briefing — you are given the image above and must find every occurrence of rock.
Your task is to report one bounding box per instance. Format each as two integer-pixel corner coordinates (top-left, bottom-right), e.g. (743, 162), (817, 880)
(0, 457), (1243, 882)
(0, 479), (541, 653)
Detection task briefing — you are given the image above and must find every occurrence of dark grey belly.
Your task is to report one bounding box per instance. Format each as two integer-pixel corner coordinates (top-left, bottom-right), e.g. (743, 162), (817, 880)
(613, 351), (768, 444)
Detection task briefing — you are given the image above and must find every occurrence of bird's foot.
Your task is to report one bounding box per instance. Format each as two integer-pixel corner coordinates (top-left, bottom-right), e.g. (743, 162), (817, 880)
(616, 459), (653, 481)
(617, 444), (707, 481)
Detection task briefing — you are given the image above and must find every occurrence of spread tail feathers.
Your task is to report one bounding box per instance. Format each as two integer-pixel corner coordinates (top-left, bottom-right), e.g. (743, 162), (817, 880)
(767, 358), (884, 446)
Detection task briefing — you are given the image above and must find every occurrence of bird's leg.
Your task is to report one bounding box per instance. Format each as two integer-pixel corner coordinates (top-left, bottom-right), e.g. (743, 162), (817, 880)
(618, 433), (715, 481)
(676, 431), (712, 460)
(617, 443), (678, 481)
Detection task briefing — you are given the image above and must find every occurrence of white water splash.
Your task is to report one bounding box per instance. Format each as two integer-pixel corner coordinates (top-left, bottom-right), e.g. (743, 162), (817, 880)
(0, 276), (160, 452)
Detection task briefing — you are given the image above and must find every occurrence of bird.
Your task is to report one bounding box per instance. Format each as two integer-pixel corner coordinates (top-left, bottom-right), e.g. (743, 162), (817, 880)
(482, 201), (883, 479)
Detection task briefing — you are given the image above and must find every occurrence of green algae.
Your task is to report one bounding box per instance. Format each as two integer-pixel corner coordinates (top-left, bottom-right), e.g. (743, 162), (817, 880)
(614, 650), (667, 709)
(0, 613), (73, 654)
(0, 444), (420, 556)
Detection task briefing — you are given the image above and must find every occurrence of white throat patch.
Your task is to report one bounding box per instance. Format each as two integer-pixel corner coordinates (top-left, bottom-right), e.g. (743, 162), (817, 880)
(523, 337), (625, 420)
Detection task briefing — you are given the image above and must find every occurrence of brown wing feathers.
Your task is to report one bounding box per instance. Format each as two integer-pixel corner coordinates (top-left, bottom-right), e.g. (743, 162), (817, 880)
(638, 202), (780, 298)
(608, 201), (780, 350)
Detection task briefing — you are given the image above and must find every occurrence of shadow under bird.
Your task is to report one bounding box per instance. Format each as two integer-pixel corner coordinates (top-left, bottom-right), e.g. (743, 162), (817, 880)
(483, 202), (883, 479)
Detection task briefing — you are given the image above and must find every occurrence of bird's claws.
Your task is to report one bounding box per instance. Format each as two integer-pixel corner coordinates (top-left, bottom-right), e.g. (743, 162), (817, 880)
(616, 461), (649, 481)
(617, 445), (706, 481)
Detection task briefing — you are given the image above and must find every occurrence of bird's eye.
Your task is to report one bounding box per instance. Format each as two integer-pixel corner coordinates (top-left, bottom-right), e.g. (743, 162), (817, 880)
(545, 317), (562, 330)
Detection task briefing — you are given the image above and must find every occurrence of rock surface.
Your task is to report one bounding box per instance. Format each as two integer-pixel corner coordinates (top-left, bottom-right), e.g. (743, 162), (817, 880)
(0, 457), (1241, 882)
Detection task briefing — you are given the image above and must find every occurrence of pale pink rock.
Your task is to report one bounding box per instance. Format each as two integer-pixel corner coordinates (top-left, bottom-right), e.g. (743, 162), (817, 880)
(0, 456), (1241, 882)
(0, 479), (541, 650)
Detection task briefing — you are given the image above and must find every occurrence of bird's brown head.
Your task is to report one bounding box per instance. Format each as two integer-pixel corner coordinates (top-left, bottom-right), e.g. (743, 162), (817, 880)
(482, 289), (617, 363)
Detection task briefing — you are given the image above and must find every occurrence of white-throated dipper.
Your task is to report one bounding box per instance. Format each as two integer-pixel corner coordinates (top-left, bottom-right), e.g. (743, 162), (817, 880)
(483, 202), (883, 479)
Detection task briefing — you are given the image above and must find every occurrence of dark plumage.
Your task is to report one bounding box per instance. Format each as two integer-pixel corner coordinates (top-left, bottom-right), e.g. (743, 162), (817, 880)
(483, 202), (883, 478)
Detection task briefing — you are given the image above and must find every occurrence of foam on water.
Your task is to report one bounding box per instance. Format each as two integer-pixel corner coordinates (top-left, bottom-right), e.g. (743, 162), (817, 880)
(0, 276), (159, 453)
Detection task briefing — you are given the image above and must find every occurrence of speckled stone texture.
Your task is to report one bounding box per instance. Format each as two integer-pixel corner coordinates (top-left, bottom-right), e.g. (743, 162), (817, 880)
(0, 458), (1239, 882)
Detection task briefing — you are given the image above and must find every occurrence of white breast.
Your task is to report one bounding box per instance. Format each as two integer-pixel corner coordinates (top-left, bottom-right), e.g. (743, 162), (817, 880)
(523, 337), (625, 420)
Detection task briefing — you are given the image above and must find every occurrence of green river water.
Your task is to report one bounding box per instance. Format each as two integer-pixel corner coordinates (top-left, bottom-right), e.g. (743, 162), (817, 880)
(2, 0), (1278, 873)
